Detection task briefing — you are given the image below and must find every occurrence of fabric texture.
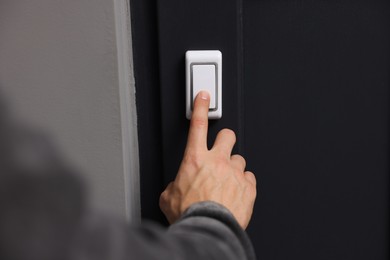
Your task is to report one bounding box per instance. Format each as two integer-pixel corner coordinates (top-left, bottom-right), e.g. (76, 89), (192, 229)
(68, 201), (256, 260)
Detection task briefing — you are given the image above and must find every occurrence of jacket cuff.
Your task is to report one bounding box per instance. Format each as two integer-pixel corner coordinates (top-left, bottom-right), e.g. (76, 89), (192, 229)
(180, 201), (256, 260)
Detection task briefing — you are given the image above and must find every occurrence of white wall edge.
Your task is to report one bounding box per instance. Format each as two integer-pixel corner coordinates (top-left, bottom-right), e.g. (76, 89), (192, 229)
(113, 0), (141, 223)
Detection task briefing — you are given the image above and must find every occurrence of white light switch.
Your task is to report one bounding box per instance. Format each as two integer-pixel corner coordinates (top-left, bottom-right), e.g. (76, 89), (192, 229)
(186, 50), (222, 119)
(192, 64), (216, 109)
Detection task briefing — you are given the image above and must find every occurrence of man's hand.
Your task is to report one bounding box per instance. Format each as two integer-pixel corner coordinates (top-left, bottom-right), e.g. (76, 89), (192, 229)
(159, 91), (257, 229)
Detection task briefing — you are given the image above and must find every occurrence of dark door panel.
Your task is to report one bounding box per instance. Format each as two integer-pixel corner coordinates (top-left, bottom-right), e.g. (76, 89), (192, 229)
(132, 0), (389, 259)
(243, 1), (389, 259)
(156, 0), (245, 183)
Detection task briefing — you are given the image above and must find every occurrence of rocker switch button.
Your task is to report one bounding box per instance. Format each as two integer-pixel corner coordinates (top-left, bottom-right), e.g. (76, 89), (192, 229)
(185, 50), (222, 119)
(191, 64), (216, 110)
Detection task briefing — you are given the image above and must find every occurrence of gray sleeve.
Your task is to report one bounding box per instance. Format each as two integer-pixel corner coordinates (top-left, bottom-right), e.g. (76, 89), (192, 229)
(0, 113), (256, 260)
(167, 201), (257, 260)
(73, 201), (256, 260)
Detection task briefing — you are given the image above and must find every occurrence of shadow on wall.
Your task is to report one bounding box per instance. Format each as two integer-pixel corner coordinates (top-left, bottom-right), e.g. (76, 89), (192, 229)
(0, 91), (86, 260)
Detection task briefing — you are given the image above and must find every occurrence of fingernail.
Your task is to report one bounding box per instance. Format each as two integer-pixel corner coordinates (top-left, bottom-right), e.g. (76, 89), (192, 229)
(199, 91), (209, 100)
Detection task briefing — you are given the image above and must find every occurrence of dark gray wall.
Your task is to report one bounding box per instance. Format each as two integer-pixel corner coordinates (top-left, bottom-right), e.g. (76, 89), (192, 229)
(0, 0), (139, 221)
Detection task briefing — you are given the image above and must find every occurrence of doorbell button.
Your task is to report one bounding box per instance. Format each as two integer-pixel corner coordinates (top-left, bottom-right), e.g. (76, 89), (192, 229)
(186, 50), (222, 119)
(192, 64), (217, 110)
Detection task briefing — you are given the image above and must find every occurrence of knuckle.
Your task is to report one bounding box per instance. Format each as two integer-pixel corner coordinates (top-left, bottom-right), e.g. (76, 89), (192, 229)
(159, 191), (168, 206)
(159, 183), (176, 209)
(220, 128), (236, 141)
(244, 181), (256, 198)
(231, 154), (246, 170)
(245, 171), (257, 185)
(191, 116), (207, 128)
(236, 154), (246, 164)
(241, 156), (246, 164)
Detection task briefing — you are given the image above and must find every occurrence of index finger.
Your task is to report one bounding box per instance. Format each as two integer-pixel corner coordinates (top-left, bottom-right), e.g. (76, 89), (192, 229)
(186, 91), (210, 153)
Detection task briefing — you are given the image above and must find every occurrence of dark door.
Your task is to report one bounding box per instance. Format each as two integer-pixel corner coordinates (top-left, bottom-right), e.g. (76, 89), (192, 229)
(131, 0), (389, 259)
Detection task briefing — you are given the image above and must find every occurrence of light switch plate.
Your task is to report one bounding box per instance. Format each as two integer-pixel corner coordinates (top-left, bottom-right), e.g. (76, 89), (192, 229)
(186, 50), (222, 119)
